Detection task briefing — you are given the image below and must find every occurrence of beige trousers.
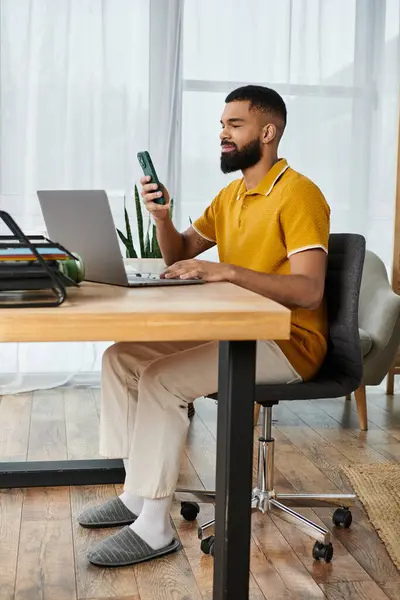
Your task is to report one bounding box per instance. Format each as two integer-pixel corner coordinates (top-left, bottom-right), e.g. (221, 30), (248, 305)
(99, 340), (301, 498)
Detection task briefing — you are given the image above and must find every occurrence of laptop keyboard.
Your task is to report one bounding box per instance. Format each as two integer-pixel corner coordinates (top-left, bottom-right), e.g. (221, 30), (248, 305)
(127, 271), (163, 281)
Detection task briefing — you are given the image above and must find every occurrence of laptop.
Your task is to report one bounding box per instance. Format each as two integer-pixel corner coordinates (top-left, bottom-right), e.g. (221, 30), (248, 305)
(37, 190), (203, 287)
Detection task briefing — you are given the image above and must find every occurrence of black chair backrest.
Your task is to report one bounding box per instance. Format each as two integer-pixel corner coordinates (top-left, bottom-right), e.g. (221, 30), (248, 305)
(319, 233), (366, 391)
(254, 232), (366, 403)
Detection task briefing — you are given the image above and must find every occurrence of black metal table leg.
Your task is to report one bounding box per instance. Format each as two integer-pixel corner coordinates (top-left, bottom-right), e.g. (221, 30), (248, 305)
(213, 341), (256, 600)
(0, 459), (125, 488)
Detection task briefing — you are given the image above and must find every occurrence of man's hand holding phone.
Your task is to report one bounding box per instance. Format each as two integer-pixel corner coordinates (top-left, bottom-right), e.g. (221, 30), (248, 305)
(140, 177), (171, 222)
(137, 150), (211, 266)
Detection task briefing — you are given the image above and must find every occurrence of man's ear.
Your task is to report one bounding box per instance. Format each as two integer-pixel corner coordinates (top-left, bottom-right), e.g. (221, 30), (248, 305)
(262, 123), (277, 145)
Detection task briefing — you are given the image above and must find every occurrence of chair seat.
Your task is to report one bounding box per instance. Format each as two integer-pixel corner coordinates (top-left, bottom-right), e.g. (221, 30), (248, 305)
(359, 328), (372, 356)
(208, 370), (359, 404)
(209, 332), (367, 406)
(253, 377), (357, 403)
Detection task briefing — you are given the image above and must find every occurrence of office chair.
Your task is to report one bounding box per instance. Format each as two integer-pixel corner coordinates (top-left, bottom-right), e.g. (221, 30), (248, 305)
(176, 233), (365, 563)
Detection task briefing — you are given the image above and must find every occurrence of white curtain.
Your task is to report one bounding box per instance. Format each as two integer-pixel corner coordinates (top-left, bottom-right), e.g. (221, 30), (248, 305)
(0, 0), (183, 393)
(180, 0), (400, 270)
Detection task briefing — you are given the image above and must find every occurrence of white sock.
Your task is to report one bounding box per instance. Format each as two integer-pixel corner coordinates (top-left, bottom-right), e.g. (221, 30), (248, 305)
(119, 491), (144, 516)
(129, 496), (174, 550)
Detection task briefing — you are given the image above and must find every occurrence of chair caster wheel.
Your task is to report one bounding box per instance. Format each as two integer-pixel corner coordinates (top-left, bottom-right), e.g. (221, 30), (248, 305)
(180, 501), (200, 521)
(333, 507), (352, 528)
(312, 541), (334, 563)
(201, 535), (215, 557)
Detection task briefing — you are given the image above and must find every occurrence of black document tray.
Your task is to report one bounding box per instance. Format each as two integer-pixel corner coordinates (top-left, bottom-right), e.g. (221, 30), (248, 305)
(0, 210), (79, 308)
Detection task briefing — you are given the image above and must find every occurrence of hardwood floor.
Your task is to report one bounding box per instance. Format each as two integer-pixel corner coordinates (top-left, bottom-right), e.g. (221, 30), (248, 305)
(0, 388), (399, 600)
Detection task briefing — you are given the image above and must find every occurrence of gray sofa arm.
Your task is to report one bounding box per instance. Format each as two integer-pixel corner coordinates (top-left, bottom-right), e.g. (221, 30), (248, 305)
(358, 251), (400, 385)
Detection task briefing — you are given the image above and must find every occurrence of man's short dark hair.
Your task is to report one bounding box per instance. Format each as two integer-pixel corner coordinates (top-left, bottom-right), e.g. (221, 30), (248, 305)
(225, 85), (287, 127)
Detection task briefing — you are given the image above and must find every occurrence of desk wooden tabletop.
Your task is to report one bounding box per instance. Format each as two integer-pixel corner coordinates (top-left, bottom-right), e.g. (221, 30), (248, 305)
(0, 281), (290, 343)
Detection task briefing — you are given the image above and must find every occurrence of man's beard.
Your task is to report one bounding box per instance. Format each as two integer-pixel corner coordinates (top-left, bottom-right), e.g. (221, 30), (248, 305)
(220, 138), (262, 174)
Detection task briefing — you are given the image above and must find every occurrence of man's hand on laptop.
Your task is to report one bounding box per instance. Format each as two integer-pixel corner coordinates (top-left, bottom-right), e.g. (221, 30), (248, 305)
(163, 259), (232, 282)
(140, 176), (171, 222)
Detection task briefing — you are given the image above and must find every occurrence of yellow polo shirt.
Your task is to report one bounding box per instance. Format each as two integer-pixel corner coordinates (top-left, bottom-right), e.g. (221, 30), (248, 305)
(192, 159), (330, 380)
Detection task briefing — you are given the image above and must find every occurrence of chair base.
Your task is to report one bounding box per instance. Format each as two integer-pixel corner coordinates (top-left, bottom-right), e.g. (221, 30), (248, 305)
(176, 488), (355, 548)
(251, 490), (354, 545)
(176, 405), (356, 562)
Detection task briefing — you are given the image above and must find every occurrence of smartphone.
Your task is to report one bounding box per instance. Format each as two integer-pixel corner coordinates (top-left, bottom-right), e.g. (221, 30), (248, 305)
(137, 151), (166, 205)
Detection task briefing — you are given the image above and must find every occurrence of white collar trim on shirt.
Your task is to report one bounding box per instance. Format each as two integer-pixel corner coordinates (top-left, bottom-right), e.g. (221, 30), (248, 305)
(264, 164), (290, 196)
(236, 162), (290, 201)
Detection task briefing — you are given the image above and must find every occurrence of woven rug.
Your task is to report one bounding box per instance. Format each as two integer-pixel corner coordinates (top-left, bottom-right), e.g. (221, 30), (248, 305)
(342, 462), (400, 569)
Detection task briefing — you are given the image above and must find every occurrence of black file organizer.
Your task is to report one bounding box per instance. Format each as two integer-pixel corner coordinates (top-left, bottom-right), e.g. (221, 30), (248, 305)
(0, 210), (79, 308)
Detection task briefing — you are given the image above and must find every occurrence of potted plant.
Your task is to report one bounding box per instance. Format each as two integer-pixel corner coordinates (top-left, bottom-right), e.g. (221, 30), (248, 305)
(116, 184), (173, 260)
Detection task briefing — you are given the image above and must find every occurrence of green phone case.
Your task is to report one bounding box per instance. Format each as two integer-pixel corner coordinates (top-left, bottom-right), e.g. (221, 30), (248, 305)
(137, 151), (166, 205)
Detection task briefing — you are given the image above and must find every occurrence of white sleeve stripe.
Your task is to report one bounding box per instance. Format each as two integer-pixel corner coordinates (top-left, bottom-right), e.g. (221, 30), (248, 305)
(287, 244), (328, 257)
(191, 223), (216, 243)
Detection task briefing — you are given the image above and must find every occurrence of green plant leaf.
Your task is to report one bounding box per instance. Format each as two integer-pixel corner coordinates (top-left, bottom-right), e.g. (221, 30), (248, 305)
(134, 185), (145, 258)
(124, 209), (136, 254)
(123, 197), (133, 247)
(169, 198), (174, 220)
(189, 216), (192, 225)
(116, 190), (137, 258)
(144, 216), (152, 258)
(151, 225), (156, 257)
(127, 245), (136, 258)
(152, 224), (162, 258)
(117, 228), (137, 258)
(144, 221), (151, 258)
(116, 228), (129, 247)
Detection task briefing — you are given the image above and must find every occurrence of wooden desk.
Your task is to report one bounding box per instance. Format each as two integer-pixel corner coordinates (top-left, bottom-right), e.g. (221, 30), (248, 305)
(0, 281), (289, 343)
(0, 280), (290, 600)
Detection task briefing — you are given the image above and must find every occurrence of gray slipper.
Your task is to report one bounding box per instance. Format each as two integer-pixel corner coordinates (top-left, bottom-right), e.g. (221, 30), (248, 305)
(78, 497), (138, 529)
(87, 526), (181, 567)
